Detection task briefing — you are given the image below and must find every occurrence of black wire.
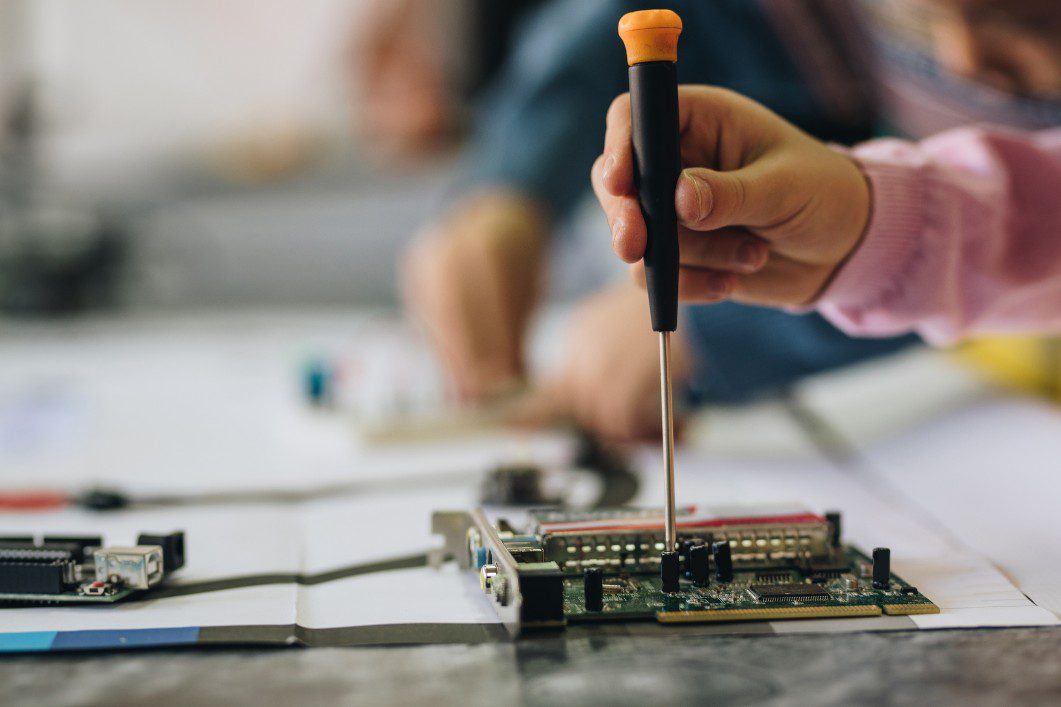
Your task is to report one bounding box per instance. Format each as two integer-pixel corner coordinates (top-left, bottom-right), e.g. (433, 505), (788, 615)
(137, 552), (430, 602)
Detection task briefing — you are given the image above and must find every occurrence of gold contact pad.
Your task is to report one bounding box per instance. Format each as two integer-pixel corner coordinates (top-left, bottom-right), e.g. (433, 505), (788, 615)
(657, 605), (882, 624)
(882, 603), (941, 616)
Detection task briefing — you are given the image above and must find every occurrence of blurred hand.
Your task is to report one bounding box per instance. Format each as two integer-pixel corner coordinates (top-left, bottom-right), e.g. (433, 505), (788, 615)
(592, 86), (871, 308)
(924, 0), (1061, 98)
(349, 0), (455, 158)
(402, 192), (548, 402)
(515, 283), (692, 442)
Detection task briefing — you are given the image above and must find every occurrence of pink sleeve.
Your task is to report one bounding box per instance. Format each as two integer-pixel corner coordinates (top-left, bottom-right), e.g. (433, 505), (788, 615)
(816, 126), (1061, 345)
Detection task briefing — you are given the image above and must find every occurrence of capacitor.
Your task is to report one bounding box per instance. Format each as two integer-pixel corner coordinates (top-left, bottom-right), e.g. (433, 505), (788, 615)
(712, 541), (734, 583)
(661, 550), (680, 593)
(584, 567), (604, 611)
(872, 547), (891, 590)
(825, 511), (842, 548)
(689, 544), (709, 587)
(680, 539), (694, 576)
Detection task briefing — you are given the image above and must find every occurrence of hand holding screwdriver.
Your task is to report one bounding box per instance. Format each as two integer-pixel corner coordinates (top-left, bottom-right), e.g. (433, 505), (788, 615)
(593, 84), (871, 309)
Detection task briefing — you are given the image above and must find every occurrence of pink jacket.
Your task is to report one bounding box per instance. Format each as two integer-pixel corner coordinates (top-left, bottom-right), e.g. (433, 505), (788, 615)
(817, 127), (1061, 345)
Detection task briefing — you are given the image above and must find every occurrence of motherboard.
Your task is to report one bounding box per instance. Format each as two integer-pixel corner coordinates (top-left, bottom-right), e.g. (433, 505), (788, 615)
(0, 531), (184, 606)
(433, 508), (938, 635)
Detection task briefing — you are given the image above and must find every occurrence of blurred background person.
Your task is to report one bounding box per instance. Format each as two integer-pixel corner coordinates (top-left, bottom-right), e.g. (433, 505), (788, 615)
(398, 0), (1059, 441)
(3, 1), (1056, 444)
(397, 0), (924, 437)
(349, 0), (547, 161)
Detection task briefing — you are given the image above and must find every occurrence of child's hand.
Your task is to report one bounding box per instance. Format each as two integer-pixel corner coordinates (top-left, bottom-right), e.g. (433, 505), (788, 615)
(592, 86), (871, 307)
(510, 283), (693, 442)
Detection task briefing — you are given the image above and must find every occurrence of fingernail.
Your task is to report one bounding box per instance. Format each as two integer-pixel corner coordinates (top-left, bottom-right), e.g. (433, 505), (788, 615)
(681, 172), (706, 223)
(602, 154), (616, 182)
(611, 218), (625, 245)
(736, 241), (762, 270)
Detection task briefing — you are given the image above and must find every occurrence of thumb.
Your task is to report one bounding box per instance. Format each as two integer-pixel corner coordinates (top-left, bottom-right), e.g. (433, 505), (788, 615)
(676, 162), (782, 232)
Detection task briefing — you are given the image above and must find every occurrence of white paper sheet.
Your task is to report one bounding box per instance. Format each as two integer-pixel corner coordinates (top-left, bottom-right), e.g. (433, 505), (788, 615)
(853, 397), (1061, 618)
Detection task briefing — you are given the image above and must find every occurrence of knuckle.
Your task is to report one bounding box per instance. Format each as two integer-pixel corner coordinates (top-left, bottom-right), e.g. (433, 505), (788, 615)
(590, 154), (606, 185)
(731, 176), (747, 219)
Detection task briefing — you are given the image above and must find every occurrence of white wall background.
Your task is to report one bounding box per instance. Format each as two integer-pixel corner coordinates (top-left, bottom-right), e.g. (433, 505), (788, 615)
(6, 0), (360, 183)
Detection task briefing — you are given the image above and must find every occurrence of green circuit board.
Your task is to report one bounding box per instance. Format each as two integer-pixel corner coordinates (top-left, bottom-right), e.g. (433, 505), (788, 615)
(433, 507), (939, 634)
(0, 531), (185, 608)
(0, 588), (138, 607)
(562, 547), (937, 624)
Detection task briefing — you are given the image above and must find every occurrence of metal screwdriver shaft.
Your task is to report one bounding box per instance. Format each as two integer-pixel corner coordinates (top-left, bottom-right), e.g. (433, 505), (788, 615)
(659, 331), (677, 551)
(618, 10), (683, 572)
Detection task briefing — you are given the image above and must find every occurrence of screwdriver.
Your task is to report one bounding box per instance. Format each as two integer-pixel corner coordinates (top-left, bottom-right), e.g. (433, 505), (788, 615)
(618, 10), (682, 570)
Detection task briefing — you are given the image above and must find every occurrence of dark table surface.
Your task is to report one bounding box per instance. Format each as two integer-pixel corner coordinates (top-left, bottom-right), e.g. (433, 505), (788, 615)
(4, 627), (1061, 706)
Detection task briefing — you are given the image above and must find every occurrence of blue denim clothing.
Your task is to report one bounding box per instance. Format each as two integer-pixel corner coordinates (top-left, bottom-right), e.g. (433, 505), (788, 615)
(682, 303), (918, 403)
(462, 0), (873, 220)
(456, 0), (919, 403)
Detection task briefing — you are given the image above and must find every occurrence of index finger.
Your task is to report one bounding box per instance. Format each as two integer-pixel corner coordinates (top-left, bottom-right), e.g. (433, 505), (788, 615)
(600, 94), (635, 197)
(591, 154), (647, 263)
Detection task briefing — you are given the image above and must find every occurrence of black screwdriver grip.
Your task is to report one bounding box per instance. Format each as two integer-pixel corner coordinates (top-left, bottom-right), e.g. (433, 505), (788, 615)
(629, 61), (680, 333)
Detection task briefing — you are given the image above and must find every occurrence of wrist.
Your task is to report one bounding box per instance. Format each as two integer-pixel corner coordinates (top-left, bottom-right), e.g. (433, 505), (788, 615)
(806, 154), (874, 304)
(816, 152), (926, 311)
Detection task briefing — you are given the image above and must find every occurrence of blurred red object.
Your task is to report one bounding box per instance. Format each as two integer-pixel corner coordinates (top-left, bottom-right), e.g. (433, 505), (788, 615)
(0, 490), (70, 511)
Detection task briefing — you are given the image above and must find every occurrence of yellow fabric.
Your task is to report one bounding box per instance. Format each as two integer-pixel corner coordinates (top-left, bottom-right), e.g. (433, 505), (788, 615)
(956, 337), (1061, 400)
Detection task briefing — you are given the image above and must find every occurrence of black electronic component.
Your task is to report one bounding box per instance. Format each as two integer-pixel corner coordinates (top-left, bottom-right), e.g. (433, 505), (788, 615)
(755, 571), (793, 583)
(76, 488), (129, 511)
(689, 544), (709, 587)
(872, 547), (891, 590)
(660, 550), (680, 593)
(0, 542), (76, 565)
(807, 562), (851, 581)
(712, 541), (733, 583)
(0, 559), (75, 595)
(479, 464), (555, 506)
(518, 564), (565, 623)
(137, 531), (185, 572)
(42, 536), (102, 561)
(679, 539), (694, 576)
(584, 567), (604, 612)
(825, 511), (842, 548)
(751, 583), (831, 603)
(902, 585), (919, 595)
